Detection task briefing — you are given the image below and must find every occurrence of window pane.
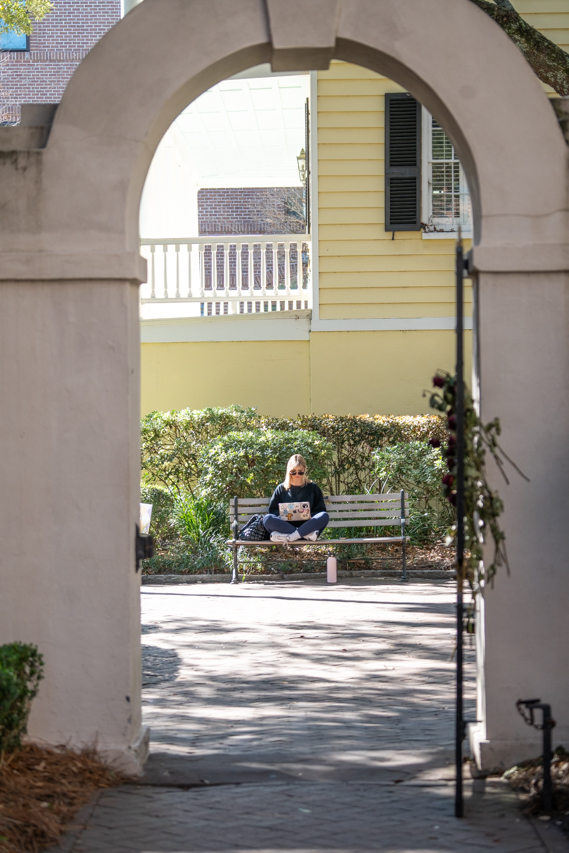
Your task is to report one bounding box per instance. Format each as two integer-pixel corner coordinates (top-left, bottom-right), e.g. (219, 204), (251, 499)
(431, 120), (454, 160)
(428, 115), (471, 231)
(0, 30), (28, 50)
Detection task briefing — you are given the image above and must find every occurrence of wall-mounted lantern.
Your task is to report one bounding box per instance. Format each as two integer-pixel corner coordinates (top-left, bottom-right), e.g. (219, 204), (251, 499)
(297, 148), (307, 185)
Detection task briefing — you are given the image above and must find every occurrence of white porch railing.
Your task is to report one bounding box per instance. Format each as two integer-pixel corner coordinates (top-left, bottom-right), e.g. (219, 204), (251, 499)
(140, 236), (311, 316)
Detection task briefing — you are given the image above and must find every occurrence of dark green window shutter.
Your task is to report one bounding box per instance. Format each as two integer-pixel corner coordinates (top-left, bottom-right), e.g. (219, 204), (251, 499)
(385, 93), (422, 231)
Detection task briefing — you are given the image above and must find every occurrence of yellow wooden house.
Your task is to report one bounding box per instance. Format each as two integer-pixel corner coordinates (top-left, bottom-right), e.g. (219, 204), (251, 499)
(140, 0), (569, 418)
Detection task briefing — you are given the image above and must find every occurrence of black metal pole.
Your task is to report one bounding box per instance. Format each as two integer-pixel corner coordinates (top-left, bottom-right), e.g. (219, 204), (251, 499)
(455, 235), (465, 818)
(542, 704), (553, 814)
(231, 495), (240, 584)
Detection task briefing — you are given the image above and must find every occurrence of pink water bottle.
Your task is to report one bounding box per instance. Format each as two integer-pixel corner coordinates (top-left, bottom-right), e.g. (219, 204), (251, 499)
(327, 556), (337, 584)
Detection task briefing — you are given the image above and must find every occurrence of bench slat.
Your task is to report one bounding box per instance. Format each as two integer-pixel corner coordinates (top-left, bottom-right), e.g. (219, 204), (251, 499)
(229, 494), (409, 528)
(325, 493), (407, 502)
(227, 536), (407, 546)
(230, 493), (406, 504)
(323, 503), (407, 511)
(327, 519), (404, 528)
(230, 507), (408, 518)
(229, 515), (408, 527)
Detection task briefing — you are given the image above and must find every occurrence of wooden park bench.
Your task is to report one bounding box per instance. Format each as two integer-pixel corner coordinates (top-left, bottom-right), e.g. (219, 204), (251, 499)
(227, 491), (409, 583)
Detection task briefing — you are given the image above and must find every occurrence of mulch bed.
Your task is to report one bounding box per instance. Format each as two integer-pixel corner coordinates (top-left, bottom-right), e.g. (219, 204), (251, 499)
(143, 541), (455, 576)
(0, 743), (125, 853)
(503, 748), (569, 833)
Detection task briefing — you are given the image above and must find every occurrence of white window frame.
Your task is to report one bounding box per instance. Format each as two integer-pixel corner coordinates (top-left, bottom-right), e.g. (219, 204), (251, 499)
(421, 106), (472, 238)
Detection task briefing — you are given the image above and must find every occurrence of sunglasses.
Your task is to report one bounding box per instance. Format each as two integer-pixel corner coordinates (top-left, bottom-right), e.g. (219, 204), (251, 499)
(290, 470), (305, 476)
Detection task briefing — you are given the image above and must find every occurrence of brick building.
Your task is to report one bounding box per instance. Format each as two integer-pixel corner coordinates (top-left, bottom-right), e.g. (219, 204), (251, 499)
(198, 187), (306, 235)
(0, 0), (121, 123)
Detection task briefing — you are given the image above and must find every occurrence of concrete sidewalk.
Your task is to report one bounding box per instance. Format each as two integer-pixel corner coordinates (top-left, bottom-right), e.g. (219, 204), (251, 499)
(54, 580), (568, 852)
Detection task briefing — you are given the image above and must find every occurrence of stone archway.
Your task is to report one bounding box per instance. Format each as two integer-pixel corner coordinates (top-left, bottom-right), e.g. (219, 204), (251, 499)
(0, 0), (567, 773)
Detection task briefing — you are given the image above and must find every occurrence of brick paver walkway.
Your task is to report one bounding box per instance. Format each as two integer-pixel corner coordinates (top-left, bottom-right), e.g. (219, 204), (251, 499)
(57, 580), (567, 852)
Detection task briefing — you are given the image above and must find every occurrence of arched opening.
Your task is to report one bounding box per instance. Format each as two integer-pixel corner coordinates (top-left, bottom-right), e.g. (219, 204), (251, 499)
(0, 0), (566, 779)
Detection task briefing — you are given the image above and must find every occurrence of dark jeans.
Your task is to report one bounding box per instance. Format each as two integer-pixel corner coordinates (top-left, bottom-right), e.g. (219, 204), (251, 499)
(263, 511), (329, 538)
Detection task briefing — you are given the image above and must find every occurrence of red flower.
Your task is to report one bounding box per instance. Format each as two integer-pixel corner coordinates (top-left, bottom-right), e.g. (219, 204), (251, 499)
(432, 376), (445, 388)
(442, 474), (454, 487)
(447, 415), (457, 430)
(428, 438), (441, 448)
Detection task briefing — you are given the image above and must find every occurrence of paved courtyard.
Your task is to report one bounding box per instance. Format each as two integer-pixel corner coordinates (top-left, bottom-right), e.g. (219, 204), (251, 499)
(58, 580), (567, 852)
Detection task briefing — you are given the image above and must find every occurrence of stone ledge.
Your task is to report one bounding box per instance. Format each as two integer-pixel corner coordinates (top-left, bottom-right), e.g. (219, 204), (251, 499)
(142, 569), (454, 584)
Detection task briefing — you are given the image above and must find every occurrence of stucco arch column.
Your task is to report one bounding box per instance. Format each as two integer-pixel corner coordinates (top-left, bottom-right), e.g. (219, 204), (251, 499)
(0, 0), (567, 773)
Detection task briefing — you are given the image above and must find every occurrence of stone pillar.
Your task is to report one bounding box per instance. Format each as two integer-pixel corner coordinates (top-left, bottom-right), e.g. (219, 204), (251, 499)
(470, 270), (569, 772)
(0, 279), (147, 774)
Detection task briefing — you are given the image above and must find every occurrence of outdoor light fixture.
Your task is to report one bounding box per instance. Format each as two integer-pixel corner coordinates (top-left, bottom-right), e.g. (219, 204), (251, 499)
(297, 148), (307, 184)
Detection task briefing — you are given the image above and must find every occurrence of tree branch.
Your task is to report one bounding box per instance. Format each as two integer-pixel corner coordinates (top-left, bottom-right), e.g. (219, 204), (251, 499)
(467, 0), (569, 95)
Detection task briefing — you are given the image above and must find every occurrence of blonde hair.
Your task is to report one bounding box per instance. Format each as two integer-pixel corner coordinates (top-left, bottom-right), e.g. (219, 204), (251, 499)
(284, 454), (309, 488)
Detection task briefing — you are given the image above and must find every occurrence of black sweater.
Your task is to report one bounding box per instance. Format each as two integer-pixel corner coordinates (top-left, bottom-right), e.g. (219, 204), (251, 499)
(268, 482), (327, 526)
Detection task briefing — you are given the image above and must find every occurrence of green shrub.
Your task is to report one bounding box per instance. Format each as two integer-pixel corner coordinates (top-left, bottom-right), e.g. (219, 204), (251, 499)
(262, 414), (446, 495)
(174, 493), (228, 548)
(198, 428), (334, 502)
(141, 406), (258, 493)
(372, 441), (452, 544)
(140, 486), (176, 542)
(0, 643), (44, 753)
(141, 407), (446, 497)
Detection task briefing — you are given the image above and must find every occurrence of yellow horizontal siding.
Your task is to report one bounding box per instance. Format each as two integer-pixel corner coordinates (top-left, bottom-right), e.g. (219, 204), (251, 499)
(319, 175), (383, 192)
(317, 95), (390, 113)
(318, 79), (403, 97)
(316, 0), (567, 321)
(320, 286), (472, 304)
(320, 304), (461, 320)
(318, 128), (382, 144)
(319, 253), (455, 271)
(516, 0), (569, 12)
(319, 271), (469, 289)
(319, 159), (382, 177)
(316, 61), (466, 320)
(320, 143), (383, 160)
(318, 112), (383, 128)
(318, 193), (382, 210)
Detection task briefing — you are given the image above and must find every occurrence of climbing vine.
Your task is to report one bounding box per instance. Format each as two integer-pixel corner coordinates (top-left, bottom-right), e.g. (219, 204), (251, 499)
(428, 371), (528, 594)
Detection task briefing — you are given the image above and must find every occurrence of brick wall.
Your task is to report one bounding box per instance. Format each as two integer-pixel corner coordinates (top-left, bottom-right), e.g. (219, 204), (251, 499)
(198, 187), (306, 236)
(0, 0), (121, 122)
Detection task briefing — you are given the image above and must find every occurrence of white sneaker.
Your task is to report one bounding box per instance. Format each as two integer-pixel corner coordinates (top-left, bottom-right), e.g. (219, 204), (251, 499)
(270, 532), (290, 543)
(302, 531), (320, 541)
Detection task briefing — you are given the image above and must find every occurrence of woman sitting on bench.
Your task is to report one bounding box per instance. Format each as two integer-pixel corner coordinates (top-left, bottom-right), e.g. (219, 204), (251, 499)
(263, 454), (329, 543)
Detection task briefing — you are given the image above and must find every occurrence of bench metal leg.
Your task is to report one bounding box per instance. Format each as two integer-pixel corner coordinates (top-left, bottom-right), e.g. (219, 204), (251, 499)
(231, 543), (239, 584)
(400, 490), (408, 583)
(401, 535), (408, 582)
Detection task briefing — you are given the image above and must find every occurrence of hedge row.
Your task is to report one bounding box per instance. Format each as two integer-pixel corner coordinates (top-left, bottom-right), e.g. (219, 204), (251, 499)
(141, 406), (446, 497)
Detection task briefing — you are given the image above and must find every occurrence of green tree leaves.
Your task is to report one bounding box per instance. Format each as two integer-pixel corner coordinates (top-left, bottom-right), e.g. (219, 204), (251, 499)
(0, 1), (53, 35)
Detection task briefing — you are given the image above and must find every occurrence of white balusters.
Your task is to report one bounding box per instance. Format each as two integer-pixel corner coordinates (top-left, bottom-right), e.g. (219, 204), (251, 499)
(175, 244), (180, 299)
(140, 235), (311, 315)
(149, 245), (156, 299)
(246, 243), (253, 292)
(261, 241), (267, 297)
